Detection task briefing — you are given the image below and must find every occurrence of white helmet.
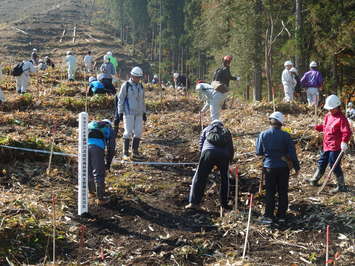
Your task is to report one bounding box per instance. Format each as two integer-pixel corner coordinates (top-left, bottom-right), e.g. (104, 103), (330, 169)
(310, 61), (317, 67)
(66, 51), (72, 55)
(89, 76), (96, 83)
(212, 119), (223, 125)
(324, 94), (341, 110)
(33, 48), (37, 52)
(107, 51), (113, 56)
(154, 74), (158, 79)
(348, 102), (353, 108)
(130, 66), (143, 77)
(103, 55), (110, 62)
(284, 60), (293, 67)
(173, 73), (179, 79)
(102, 119), (112, 126)
(290, 67), (298, 74)
(269, 111), (284, 124)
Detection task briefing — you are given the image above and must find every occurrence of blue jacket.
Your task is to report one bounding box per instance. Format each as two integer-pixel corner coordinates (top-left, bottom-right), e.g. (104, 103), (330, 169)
(89, 81), (105, 93)
(256, 127), (300, 170)
(199, 122), (234, 161)
(88, 121), (116, 165)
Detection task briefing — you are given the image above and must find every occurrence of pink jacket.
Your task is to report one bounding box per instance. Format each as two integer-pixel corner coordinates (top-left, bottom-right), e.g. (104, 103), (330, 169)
(315, 110), (352, 151)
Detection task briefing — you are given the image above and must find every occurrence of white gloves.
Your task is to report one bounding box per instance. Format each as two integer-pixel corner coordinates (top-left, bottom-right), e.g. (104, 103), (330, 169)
(236, 76), (241, 81)
(341, 142), (348, 152)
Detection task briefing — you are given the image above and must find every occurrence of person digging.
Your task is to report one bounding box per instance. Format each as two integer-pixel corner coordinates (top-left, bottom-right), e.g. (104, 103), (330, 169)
(306, 95), (352, 193)
(114, 66), (146, 160)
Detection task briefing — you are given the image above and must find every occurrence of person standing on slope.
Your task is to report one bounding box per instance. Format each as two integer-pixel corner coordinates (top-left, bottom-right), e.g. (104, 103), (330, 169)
(281, 61), (297, 102)
(115, 66), (146, 160)
(65, 51), (77, 81)
(300, 61), (323, 107)
(15, 60), (36, 94)
(83, 51), (93, 73)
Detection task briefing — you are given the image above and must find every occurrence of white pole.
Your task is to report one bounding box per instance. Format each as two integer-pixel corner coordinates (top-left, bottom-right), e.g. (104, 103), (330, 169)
(78, 112), (89, 215)
(242, 194), (253, 261)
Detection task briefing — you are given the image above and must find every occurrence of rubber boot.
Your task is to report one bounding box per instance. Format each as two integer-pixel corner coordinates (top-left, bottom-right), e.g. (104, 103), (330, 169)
(307, 167), (325, 186)
(329, 175), (347, 193)
(132, 138), (142, 159)
(122, 138), (130, 160)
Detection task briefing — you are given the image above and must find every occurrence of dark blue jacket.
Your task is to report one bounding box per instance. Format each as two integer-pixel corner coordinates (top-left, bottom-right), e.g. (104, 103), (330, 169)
(199, 122), (234, 161)
(256, 127), (300, 170)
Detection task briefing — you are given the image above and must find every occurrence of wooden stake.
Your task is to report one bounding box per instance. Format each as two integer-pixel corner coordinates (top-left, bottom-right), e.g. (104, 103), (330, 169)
(242, 193), (253, 260)
(199, 112), (203, 131)
(234, 167), (239, 212)
(272, 87), (276, 112)
(317, 151), (344, 194)
(326, 225), (330, 266)
(52, 194), (57, 265)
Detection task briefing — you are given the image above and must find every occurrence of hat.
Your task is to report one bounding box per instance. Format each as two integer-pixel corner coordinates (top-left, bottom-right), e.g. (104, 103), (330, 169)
(269, 112), (284, 124)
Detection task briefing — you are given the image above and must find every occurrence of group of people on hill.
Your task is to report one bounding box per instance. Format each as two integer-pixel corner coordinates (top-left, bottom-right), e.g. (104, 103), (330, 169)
(282, 60), (324, 106)
(1, 49), (354, 224)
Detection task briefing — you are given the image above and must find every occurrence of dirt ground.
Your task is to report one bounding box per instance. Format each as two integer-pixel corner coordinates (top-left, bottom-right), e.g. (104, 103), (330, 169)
(0, 67), (354, 265)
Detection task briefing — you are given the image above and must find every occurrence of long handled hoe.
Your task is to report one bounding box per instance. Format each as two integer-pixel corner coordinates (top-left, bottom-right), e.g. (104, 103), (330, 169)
(317, 151), (344, 194)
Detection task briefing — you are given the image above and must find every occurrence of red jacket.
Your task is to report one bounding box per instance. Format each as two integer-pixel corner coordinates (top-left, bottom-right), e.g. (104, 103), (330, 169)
(315, 110), (352, 151)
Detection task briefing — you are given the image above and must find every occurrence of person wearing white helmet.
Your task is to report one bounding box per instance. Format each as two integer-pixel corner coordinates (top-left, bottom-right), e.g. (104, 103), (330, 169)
(115, 66), (146, 160)
(99, 55), (116, 94)
(256, 112), (300, 224)
(31, 48), (39, 65)
(151, 74), (159, 84)
(15, 59), (36, 94)
(87, 76), (106, 96)
(300, 61), (323, 106)
(173, 72), (190, 93)
(195, 80), (227, 121)
(186, 120), (234, 211)
(106, 51), (118, 73)
(64, 51), (76, 81)
(307, 95), (352, 193)
(83, 51), (93, 73)
(281, 61), (297, 102)
(346, 102), (355, 121)
(87, 119), (116, 205)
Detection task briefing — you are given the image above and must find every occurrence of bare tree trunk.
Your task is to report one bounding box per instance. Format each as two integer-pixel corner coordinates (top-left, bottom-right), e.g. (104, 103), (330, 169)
(253, 0), (263, 101)
(295, 0), (305, 75)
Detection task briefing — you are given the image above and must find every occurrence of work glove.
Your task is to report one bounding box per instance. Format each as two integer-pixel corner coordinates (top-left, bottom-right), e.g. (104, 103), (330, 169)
(341, 142), (348, 152)
(143, 113), (147, 122)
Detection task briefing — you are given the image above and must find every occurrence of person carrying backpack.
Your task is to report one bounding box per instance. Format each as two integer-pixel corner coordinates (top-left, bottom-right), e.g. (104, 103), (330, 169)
(99, 55), (116, 94)
(196, 81), (227, 121)
(114, 66), (146, 160)
(256, 112), (300, 225)
(88, 119), (116, 205)
(14, 60), (36, 94)
(186, 120), (234, 211)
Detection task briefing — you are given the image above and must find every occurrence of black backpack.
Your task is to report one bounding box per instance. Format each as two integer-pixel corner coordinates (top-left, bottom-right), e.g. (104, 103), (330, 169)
(206, 124), (230, 147)
(212, 67), (223, 81)
(11, 63), (24, 76)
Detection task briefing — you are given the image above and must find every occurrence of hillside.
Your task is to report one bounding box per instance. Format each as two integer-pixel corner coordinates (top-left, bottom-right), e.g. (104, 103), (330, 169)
(0, 0), (149, 77)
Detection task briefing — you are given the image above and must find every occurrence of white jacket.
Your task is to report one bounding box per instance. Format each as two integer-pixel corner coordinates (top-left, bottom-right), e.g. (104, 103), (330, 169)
(117, 79), (146, 115)
(83, 55), (93, 65)
(65, 55), (76, 68)
(281, 69), (296, 88)
(22, 61), (36, 76)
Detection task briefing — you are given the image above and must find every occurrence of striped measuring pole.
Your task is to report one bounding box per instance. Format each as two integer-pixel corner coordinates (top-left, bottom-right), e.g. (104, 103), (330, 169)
(78, 112), (89, 215)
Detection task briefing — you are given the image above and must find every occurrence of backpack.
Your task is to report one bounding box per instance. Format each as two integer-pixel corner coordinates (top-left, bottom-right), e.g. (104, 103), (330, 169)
(88, 121), (109, 139)
(11, 63), (24, 76)
(206, 124), (230, 147)
(212, 67), (223, 81)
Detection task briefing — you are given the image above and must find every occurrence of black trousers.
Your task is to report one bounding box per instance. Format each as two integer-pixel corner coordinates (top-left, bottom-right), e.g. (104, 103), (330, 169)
(101, 78), (116, 94)
(189, 149), (230, 207)
(88, 145), (106, 199)
(264, 167), (289, 218)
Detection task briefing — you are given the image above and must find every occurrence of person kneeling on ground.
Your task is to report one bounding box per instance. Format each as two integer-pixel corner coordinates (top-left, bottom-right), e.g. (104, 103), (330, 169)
(115, 66), (146, 160)
(87, 76), (106, 96)
(88, 119), (116, 205)
(256, 112), (300, 225)
(196, 80), (227, 121)
(186, 120), (234, 211)
(306, 95), (352, 193)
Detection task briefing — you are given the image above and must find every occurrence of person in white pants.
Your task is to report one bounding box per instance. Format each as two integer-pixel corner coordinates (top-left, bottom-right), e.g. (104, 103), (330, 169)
(115, 66), (146, 160)
(301, 61), (324, 106)
(196, 81), (226, 121)
(16, 60), (36, 94)
(83, 51), (93, 72)
(281, 61), (297, 102)
(65, 51), (76, 81)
